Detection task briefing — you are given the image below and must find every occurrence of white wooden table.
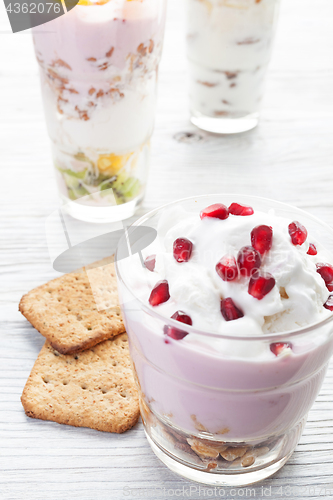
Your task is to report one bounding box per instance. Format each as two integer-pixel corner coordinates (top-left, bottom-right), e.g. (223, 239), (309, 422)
(1, 0), (333, 498)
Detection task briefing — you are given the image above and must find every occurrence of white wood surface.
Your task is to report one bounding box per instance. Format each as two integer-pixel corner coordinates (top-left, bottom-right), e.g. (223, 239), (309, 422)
(1, 0), (333, 498)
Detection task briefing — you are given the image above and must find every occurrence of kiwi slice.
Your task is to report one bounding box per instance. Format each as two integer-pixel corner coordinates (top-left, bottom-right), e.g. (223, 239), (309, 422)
(63, 173), (90, 200)
(99, 172), (141, 203)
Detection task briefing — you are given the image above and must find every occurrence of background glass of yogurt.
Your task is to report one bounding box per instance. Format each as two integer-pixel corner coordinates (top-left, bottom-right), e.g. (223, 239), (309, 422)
(186, 0), (280, 134)
(33, 0), (167, 222)
(116, 195), (333, 486)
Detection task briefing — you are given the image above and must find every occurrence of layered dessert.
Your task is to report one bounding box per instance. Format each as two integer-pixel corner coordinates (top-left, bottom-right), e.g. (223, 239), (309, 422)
(186, 0), (280, 125)
(116, 197), (333, 480)
(33, 0), (166, 208)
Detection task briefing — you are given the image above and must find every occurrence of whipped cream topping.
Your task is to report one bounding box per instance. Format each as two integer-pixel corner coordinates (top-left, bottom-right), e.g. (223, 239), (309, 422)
(122, 206), (332, 349)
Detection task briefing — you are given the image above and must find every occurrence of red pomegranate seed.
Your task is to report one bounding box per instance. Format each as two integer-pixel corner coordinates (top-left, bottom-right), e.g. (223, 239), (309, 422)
(316, 263), (333, 284)
(327, 283), (333, 292)
(324, 296), (333, 311)
(216, 255), (239, 281)
(173, 238), (193, 263)
(270, 342), (292, 356)
(144, 255), (156, 272)
(164, 328), (188, 341)
(228, 203), (254, 216)
(164, 311), (192, 340)
(251, 225), (273, 255)
(248, 272), (276, 300)
(200, 203), (229, 221)
(307, 243), (317, 256)
(237, 246), (261, 277)
(288, 221), (307, 246)
(149, 280), (170, 306)
(221, 298), (244, 321)
(171, 311), (193, 325)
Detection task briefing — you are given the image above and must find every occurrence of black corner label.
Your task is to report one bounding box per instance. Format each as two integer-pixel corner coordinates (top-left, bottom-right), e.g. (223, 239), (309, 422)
(3, 0), (80, 33)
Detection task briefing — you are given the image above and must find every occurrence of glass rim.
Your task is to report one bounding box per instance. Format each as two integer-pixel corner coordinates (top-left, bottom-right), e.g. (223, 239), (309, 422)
(115, 193), (333, 342)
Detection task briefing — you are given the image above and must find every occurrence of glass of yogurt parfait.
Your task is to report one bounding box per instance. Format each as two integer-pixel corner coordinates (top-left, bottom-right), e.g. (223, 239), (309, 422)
(32, 0), (167, 222)
(115, 194), (333, 486)
(186, 0), (280, 134)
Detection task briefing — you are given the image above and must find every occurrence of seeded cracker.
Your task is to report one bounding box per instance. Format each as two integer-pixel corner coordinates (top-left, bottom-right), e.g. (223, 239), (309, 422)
(21, 335), (140, 433)
(19, 257), (125, 354)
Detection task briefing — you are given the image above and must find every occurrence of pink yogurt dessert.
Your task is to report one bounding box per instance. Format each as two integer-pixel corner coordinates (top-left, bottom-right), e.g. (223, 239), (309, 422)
(116, 195), (333, 486)
(33, 0), (167, 220)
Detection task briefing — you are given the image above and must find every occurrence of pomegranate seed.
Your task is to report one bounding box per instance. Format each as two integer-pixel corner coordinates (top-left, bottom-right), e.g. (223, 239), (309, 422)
(228, 203), (254, 216)
(144, 255), (156, 272)
(248, 272), (275, 300)
(270, 342), (292, 356)
(200, 203), (229, 221)
(216, 255), (239, 281)
(316, 263), (333, 284)
(237, 246), (261, 277)
(288, 221), (307, 246)
(171, 311), (193, 325)
(324, 296), (333, 311)
(164, 328), (188, 341)
(173, 238), (193, 263)
(327, 283), (333, 292)
(307, 243), (317, 256)
(164, 311), (192, 340)
(149, 280), (170, 306)
(251, 225), (273, 255)
(221, 298), (244, 321)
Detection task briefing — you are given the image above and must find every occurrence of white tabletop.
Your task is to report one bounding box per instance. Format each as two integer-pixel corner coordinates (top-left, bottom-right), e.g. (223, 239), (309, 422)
(1, 0), (333, 498)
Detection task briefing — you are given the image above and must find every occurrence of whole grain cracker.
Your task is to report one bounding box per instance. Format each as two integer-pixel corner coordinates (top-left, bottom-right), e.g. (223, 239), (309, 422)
(21, 335), (139, 433)
(19, 256), (125, 354)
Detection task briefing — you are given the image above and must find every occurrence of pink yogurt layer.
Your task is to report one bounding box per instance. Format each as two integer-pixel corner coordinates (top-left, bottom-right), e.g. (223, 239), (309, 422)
(125, 311), (333, 443)
(33, 1), (165, 74)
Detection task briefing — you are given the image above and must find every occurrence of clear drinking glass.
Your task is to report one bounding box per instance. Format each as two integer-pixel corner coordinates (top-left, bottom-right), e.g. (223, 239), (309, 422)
(186, 0), (280, 134)
(32, 0), (167, 222)
(116, 195), (333, 486)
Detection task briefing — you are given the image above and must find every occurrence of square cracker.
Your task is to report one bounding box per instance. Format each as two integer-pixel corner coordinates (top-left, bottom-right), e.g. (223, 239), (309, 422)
(19, 256), (125, 354)
(21, 335), (140, 433)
